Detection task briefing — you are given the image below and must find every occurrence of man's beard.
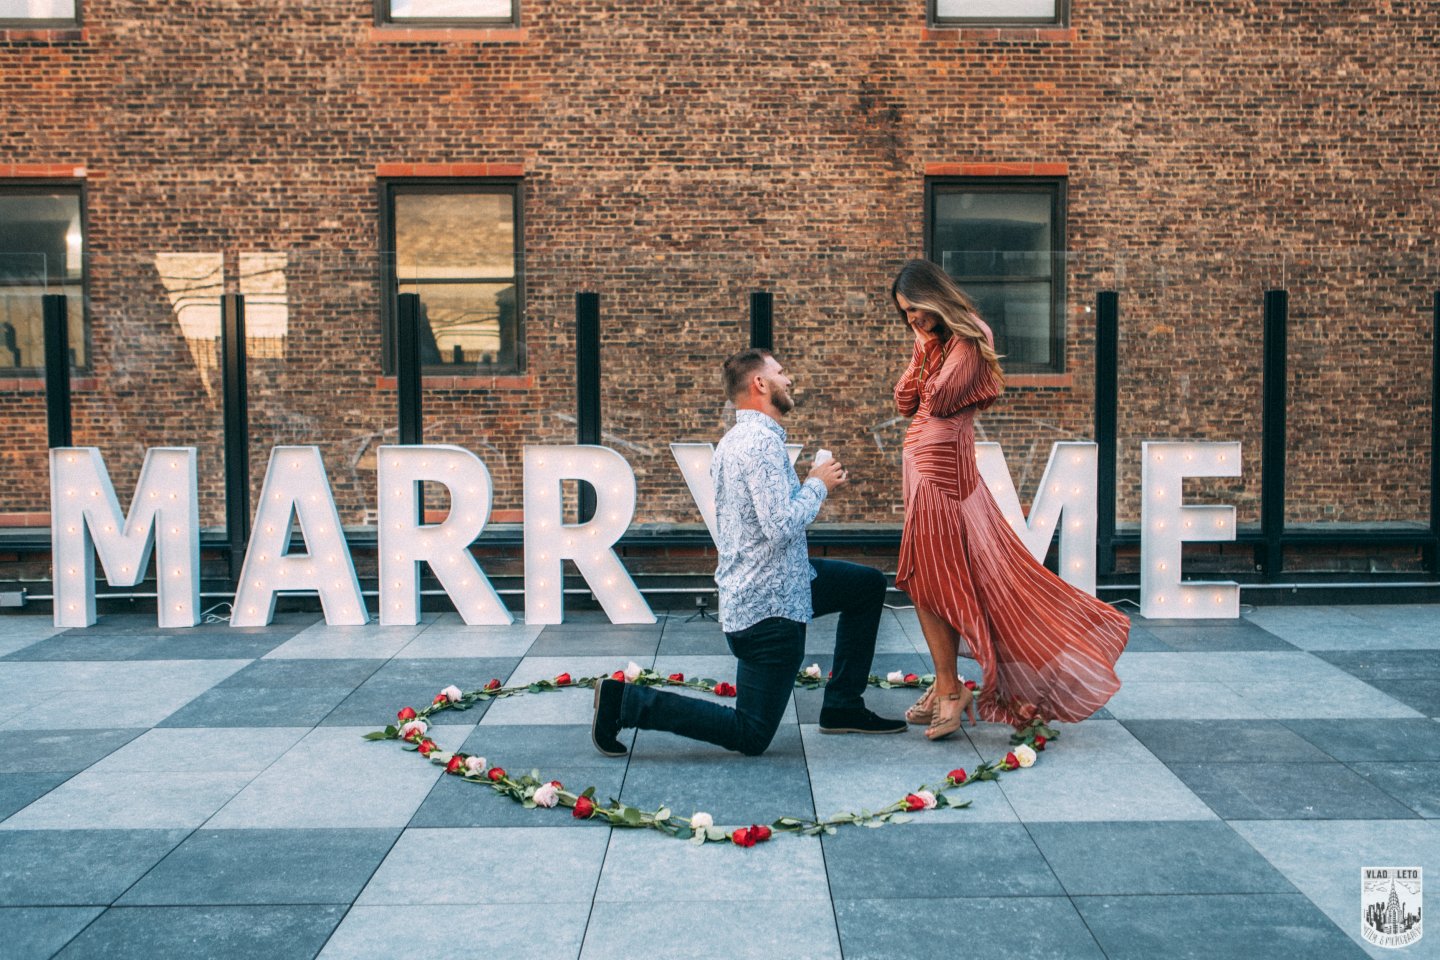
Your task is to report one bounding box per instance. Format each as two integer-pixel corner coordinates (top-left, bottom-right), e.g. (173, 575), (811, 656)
(773, 388), (795, 413)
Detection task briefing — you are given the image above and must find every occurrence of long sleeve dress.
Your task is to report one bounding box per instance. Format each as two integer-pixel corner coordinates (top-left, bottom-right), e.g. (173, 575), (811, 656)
(894, 334), (1129, 727)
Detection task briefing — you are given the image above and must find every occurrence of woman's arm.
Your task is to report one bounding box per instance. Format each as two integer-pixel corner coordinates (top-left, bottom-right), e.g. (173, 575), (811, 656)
(894, 338), (940, 416)
(923, 337), (1001, 417)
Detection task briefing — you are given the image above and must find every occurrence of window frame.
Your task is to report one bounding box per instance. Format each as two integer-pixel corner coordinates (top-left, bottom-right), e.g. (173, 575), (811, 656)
(373, 0), (517, 29)
(378, 177), (525, 377)
(928, 0), (1069, 28)
(0, 0), (79, 28)
(0, 179), (89, 374)
(924, 176), (1067, 375)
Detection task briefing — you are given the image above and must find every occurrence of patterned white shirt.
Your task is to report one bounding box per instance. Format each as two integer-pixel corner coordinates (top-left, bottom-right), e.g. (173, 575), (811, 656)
(711, 410), (828, 633)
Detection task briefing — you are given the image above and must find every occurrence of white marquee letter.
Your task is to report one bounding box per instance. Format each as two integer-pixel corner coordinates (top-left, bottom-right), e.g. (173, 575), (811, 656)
(1140, 441), (1241, 619)
(232, 447), (366, 627)
(524, 445), (655, 624)
(976, 442), (1098, 595)
(50, 447), (200, 628)
(377, 445), (511, 626)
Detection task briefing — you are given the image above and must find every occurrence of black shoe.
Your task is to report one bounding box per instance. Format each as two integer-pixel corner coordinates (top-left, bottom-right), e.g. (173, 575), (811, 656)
(591, 678), (628, 757)
(818, 706), (908, 735)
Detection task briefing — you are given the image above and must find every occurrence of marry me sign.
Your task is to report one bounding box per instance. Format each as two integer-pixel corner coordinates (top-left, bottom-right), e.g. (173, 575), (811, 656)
(49, 439), (1240, 629)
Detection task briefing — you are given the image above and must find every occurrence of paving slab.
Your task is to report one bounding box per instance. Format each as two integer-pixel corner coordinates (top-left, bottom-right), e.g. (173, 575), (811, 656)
(119, 828), (399, 905)
(53, 904), (346, 960)
(0, 906), (104, 960)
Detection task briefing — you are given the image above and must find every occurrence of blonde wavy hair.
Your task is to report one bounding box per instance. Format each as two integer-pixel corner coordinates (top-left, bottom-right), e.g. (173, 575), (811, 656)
(890, 259), (1006, 388)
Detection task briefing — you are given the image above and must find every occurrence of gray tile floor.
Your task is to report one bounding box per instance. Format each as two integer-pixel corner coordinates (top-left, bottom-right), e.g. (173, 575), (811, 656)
(0, 603), (1437, 959)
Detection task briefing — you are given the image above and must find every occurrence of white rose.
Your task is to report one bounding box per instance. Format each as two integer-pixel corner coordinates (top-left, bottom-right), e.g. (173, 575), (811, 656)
(624, 661), (643, 681)
(690, 812), (714, 830)
(464, 755), (486, 775)
(804, 663), (822, 679)
(1014, 745), (1037, 768)
(440, 685), (463, 703)
(886, 671), (905, 683)
(916, 789), (937, 810)
(399, 719), (428, 739)
(533, 783), (559, 808)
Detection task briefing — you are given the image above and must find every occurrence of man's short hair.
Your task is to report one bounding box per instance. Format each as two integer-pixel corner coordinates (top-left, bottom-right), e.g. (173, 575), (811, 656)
(722, 348), (774, 401)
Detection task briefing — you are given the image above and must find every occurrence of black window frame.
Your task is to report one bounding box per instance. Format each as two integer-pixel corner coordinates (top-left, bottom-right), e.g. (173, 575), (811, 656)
(374, 0), (517, 29)
(924, 176), (1067, 375)
(379, 178), (525, 377)
(0, 179), (89, 374)
(928, 0), (1069, 28)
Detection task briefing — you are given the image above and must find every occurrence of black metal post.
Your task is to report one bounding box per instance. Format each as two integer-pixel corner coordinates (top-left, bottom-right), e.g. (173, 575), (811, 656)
(221, 294), (250, 582)
(42, 294), (71, 448)
(1261, 289), (1288, 580)
(396, 292), (423, 446)
(576, 292), (601, 523)
(1094, 291), (1119, 575)
(749, 291), (773, 350)
(1430, 291), (1439, 575)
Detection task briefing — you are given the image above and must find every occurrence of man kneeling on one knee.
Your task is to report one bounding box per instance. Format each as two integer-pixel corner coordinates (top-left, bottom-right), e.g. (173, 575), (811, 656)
(592, 348), (906, 757)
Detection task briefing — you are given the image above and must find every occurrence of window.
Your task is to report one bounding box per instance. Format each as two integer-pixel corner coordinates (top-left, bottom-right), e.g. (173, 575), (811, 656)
(382, 181), (523, 374)
(931, 0), (1067, 27)
(0, 184), (85, 371)
(0, 0), (76, 26)
(926, 178), (1065, 373)
(376, 0), (515, 27)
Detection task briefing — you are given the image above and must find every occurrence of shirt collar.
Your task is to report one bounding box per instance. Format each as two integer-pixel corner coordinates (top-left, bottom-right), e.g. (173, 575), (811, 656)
(735, 408), (786, 442)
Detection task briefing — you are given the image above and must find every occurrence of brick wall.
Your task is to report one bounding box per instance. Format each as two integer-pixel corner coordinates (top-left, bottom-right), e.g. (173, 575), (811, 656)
(1, 0), (1436, 534)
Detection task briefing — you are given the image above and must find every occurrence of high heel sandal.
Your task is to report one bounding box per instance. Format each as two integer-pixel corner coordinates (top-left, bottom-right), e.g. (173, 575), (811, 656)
(925, 688), (977, 741)
(905, 687), (937, 725)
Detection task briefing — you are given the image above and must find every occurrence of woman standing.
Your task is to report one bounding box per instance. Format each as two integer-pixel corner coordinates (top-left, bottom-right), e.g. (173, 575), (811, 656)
(891, 259), (1128, 740)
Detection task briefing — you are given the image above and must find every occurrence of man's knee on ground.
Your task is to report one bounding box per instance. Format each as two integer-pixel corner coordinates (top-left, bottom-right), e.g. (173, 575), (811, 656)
(733, 720), (780, 756)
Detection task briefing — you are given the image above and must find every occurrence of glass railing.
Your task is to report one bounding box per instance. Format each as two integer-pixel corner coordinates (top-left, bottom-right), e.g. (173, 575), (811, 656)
(0, 246), (1433, 554)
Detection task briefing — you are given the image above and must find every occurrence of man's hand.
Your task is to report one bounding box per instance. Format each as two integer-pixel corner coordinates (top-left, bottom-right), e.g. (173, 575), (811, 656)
(807, 457), (847, 493)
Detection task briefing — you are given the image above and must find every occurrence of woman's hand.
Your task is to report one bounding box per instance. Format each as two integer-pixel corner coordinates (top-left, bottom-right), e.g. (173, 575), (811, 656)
(909, 314), (942, 346)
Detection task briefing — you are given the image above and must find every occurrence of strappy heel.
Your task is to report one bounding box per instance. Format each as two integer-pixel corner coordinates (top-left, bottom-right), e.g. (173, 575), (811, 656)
(905, 687), (937, 725)
(925, 688), (977, 741)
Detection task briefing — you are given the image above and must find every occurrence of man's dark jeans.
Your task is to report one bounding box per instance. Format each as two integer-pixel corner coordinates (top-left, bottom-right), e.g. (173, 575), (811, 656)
(618, 559), (886, 756)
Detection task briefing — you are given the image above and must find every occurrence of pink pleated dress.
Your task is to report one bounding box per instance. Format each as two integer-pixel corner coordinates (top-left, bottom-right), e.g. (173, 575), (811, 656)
(893, 333), (1129, 727)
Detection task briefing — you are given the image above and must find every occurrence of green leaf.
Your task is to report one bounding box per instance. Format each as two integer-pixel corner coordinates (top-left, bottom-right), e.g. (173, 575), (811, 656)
(581, 786), (596, 800)
(655, 807), (671, 822)
(361, 731), (391, 741)
(622, 805), (642, 825)
(527, 683), (543, 693)
(891, 814), (912, 824)
(824, 826), (838, 836)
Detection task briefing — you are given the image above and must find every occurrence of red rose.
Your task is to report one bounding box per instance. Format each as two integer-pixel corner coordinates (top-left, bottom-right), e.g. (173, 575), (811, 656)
(554, 673), (571, 686)
(1034, 736), (1047, 751)
(612, 670), (626, 682)
(964, 679), (978, 690)
(948, 768), (967, 785)
(445, 756), (463, 774)
(903, 673), (919, 683)
(418, 739), (437, 756)
(827, 670), (833, 678)
(731, 827), (755, 847)
(668, 672), (685, 682)
(487, 767), (506, 782)
(751, 824), (772, 843)
(713, 682), (737, 697)
(397, 706), (417, 722)
(485, 678), (502, 691)
(433, 693), (447, 705)
(1003, 752), (1019, 769)
(549, 780), (563, 789)
(573, 796), (596, 819)
(905, 793), (927, 811)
